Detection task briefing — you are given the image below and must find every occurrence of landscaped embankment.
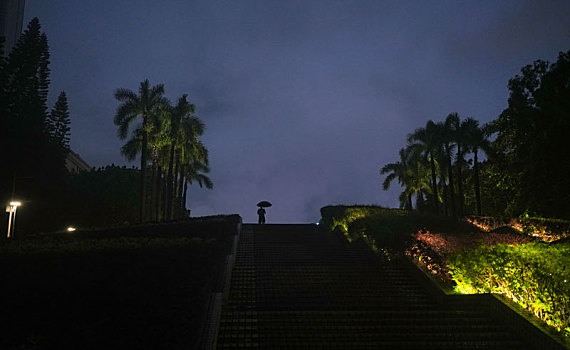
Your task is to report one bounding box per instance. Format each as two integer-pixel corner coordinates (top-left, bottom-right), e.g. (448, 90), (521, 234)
(320, 205), (569, 344)
(467, 215), (570, 241)
(0, 215), (241, 349)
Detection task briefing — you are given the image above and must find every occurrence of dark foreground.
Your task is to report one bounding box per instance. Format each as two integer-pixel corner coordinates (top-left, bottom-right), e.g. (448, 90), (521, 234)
(215, 224), (559, 349)
(0, 217), (239, 349)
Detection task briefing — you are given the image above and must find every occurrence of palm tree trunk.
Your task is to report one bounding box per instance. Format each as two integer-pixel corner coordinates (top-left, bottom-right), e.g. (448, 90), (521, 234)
(429, 153), (439, 214)
(446, 148), (456, 217)
(154, 166), (159, 221)
(474, 148), (482, 216)
(159, 167), (166, 221)
(178, 166), (186, 218)
(150, 160), (157, 222)
(416, 190), (425, 211)
(166, 141), (175, 220)
(442, 179), (448, 216)
(456, 146), (464, 216)
(173, 151), (181, 219)
(182, 179), (188, 217)
(139, 129), (148, 223)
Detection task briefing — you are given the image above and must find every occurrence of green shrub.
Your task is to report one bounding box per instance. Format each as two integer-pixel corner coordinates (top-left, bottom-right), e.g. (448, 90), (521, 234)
(517, 216), (570, 240)
(320, 205), (479, 251)
(320, 205), (391, 233)
(467, 215), (570, 241)
(449, 241), (570, 337)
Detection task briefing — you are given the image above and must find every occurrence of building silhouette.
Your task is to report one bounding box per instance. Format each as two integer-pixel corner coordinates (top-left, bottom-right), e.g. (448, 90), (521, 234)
(65, 150), (91, 173)
(0, 0), (25, 55)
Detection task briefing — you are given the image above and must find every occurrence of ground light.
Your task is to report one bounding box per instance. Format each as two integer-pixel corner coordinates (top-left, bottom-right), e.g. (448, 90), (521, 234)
(67, 227), (76, 232)
(6, 201), (21, 238)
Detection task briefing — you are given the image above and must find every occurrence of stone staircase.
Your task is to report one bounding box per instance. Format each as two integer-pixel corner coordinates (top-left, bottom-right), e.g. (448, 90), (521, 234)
(213, 224), (560, 349)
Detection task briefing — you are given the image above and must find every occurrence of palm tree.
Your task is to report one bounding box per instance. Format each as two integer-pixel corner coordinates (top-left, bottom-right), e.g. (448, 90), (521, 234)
(114, 79), (167, 223)
(180, 159), (213, 217)
(380, 148), (414, 209)
(163, 95), (195, 220)
(442, 114), (459, 217)
(463, 117), (491, 216)
(406, 145), (433, 211)
(453, 117), (470, 216)
(149, 107), (171, 221)
(174, 117), (207, 218)
(381, 145), (433, 211)
(408, 120), (442, 214)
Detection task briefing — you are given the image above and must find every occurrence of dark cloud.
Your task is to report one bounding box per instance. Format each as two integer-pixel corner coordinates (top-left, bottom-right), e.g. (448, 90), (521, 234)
(24, 0), (570, 223)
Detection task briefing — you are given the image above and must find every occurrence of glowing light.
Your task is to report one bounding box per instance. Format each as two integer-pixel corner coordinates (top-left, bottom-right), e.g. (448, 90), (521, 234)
(6, 201), (22, 238)
(67, 227), (76, 232)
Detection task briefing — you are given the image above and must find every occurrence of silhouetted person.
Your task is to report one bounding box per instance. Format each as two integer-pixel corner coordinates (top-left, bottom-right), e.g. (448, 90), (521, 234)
(257, 207), (266, 224)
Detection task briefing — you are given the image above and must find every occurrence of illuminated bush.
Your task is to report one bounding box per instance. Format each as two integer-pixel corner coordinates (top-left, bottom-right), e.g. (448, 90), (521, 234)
(449, 241), (570, 337)
(320, 205), (394, 234)
(466, 215), (570, 241)
(320, 205), (478, 249)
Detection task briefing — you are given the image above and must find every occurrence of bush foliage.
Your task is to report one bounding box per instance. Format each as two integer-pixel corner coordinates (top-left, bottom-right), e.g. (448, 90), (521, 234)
(449, 241), (570, 337)
(321, 205), (569, 340)
(320, 205), (477, 250)
(467, 215), (570, 241)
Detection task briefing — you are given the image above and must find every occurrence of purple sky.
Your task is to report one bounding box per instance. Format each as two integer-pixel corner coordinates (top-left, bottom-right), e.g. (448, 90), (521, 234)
(24, 1), (570, 223)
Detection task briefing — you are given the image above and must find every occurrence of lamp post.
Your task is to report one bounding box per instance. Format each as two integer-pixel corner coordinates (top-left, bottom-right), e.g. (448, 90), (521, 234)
(6, 201), (21, 238)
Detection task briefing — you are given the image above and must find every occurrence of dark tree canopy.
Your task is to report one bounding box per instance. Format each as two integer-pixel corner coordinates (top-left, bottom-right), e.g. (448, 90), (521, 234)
(488, 50), (570, 218)
(380, 49), (570, 220)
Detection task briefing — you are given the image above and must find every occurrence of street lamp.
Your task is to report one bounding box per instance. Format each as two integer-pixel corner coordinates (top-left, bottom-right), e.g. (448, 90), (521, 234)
(6, 201), (21, 238)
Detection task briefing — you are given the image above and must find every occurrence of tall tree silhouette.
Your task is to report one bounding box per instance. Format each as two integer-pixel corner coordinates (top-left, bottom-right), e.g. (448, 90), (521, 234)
(463, 118), (490, 216)
(442, 114), (459, 217)
(164, 95), (195, 220)
(408, 120), (442, 214)
(114, 79), (167, 223)
(454, 116), (472, 216)
(0, 18), (68, 233)
(49, 91), (71, 150)
(181, 159), (213, 216)
(381, 147), (414, 209)
(174, 113), (208, 218)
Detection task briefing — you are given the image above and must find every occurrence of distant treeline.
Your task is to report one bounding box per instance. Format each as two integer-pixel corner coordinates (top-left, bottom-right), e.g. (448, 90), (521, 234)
(381, 49), (570, 220)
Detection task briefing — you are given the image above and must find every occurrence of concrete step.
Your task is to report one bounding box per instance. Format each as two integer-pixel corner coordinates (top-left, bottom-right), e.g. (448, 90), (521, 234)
(215, 224), (535, 349)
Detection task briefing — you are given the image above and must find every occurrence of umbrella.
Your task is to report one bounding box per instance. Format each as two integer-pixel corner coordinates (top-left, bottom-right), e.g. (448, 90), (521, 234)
(257, 201), (272, 208)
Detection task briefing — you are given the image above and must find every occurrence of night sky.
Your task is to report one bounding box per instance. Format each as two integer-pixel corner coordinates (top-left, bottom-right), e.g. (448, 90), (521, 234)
(23, 1), (570, 223)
